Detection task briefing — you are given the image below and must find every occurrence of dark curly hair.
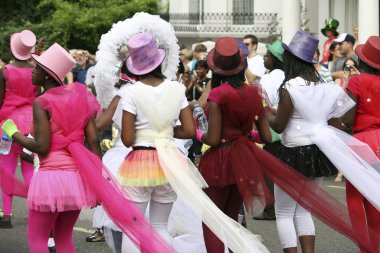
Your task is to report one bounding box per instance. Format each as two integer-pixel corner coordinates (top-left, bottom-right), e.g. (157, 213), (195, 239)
(279, 50), (322, 95)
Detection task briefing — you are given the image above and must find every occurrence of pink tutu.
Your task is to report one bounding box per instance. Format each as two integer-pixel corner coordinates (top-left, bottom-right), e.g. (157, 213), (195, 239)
(28, 169), (96, 212)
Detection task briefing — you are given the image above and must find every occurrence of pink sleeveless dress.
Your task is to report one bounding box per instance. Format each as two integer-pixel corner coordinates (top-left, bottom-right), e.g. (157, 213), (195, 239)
(0, 64), (37, 135)
(27, 83), (97, 212)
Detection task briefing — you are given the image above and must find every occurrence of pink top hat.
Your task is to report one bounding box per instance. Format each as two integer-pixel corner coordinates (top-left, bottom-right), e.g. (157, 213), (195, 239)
(126, 32), (166, 75)
(10, 30), (36, 60)
(31, 43), (76, 85)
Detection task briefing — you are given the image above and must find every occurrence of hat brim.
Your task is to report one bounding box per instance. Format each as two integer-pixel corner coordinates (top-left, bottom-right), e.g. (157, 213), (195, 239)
(30, 54), (65, 85)
(282, 43), (318, 64)
(207, 49), (247, 77)
(126, 49), (166, 76)
(10, 34), (35, 61)
(321, 28), (339, 37)
(356, 44), (380, 70)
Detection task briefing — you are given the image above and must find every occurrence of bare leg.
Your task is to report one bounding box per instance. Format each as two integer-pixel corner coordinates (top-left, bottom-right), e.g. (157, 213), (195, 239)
(299, 235), (315, 253)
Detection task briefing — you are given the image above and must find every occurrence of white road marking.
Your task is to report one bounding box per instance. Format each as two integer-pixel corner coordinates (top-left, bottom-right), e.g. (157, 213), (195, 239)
(327, 185), (345, 189)
(74, 227), (94, 234)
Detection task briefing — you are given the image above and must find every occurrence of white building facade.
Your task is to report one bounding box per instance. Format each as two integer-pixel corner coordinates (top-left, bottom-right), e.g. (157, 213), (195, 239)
(168, 0), (379, 48)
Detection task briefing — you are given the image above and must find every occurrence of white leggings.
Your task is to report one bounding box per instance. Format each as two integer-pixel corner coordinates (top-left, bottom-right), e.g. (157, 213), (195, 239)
(274, 177), (323, 249)
(121, 200), (173, 253)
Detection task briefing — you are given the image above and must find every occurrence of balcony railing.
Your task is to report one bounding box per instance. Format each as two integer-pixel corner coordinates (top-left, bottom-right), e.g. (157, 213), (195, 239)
(166, 12), (279, 35)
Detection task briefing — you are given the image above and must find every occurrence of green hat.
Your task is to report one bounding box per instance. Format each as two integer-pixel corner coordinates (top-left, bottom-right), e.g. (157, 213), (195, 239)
(266, 40), (284, 62)
(321, 18), (339, 37)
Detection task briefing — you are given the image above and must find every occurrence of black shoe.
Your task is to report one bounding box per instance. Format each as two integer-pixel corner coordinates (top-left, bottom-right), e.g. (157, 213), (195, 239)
(0, 219), (12, 229)
(253, 209), (276, 220)
(86, 229), (105, 242)
(48, 246), (56, 253)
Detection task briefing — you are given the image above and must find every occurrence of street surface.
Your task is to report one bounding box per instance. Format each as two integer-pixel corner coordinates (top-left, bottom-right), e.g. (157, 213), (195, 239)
(0, 176), (357, 252)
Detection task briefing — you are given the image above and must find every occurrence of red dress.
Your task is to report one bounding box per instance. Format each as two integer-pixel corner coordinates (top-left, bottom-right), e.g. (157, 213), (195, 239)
(199, 83), (271, 207)
(346, 73), (380, 251)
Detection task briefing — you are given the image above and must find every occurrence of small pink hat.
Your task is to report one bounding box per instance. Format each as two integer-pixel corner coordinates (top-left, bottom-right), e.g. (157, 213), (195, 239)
(126, 32), (165, 75)
(10, 30), (36, 60)
(31, 43), (76, 85)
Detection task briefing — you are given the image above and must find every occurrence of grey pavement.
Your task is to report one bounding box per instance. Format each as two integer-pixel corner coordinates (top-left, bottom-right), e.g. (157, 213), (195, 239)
(1, 177), (358, 252)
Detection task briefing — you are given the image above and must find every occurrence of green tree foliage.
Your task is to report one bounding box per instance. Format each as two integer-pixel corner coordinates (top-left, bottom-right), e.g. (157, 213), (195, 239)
(0, 0), (160, 62)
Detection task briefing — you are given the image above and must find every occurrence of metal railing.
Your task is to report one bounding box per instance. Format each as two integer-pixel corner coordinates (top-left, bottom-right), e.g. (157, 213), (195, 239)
(166, 12), (279, 35)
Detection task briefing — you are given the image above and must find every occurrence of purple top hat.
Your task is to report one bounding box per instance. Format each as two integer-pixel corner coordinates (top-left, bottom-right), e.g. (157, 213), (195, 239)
(126, 32), (166, 75)
(282, 30), (319, 64)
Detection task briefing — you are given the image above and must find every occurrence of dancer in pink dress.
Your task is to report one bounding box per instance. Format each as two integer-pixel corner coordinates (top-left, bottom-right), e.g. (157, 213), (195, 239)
(0, 30), (38, 228)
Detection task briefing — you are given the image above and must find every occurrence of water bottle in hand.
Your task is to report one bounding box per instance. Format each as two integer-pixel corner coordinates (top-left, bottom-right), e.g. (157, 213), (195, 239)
(193, 104), (208, 131)
(0, 133), (12, 155)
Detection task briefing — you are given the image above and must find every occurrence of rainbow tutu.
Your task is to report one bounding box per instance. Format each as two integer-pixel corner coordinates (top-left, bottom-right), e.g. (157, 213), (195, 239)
(117, 150), (168, 187)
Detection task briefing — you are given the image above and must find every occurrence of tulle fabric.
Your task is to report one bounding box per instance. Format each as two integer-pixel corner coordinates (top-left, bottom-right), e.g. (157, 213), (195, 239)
(168, 198), (207, 253)
(155, 138), (270, 253)
(354, 129), (380, 158)
(28, 170), (96, 212)
(96, 139), (132, 231)
(118, 150), (168, 187)
(284, 80), (380, 211)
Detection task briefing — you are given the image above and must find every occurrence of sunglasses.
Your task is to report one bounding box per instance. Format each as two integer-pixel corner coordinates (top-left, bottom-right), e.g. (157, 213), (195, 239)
(344, 64), (352, 71)
(244, 43), (251, 46)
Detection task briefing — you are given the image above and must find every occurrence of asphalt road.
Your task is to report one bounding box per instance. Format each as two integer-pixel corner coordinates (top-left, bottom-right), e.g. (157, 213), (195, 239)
(0, 177), (358, 253)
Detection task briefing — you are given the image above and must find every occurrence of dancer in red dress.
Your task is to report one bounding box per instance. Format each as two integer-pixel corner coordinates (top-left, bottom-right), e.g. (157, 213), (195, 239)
(343, 36), (380, 253)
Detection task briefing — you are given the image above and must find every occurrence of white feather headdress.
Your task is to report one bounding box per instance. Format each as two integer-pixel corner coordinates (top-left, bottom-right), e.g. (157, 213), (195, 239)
(94, 12), (179, 108)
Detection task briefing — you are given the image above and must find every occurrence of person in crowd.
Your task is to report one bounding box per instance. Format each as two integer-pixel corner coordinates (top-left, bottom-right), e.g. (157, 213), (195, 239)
(320, 18), (339, 64)
(0, 30), (38, 228)
(243, 34), (266, 83)
(353, 25), (359, 49)
(186, 60), (210, 164)
(314, 47), (333, 83)
(1, 43), (101, 252)
(117, 32), (195, 252)
(186, 60), (210, 102)
(119, 32), (270, 253)
(326, 42), (342, 71)
(342, 36), (380, 253)
(267, 30), (380, 253)
(72, 50), (91, 84)
(187, 44), (207, 76)
(198, 36), (272, 252)
(254, 40), (285, 221)
(331, 33), (358, 81)
(334, 57), (360, 89)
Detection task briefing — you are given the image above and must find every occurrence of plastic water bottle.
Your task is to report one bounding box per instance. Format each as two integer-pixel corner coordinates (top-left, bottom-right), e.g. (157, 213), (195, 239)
(193, 104), (208, 131)
(0, 133), (12, 155)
